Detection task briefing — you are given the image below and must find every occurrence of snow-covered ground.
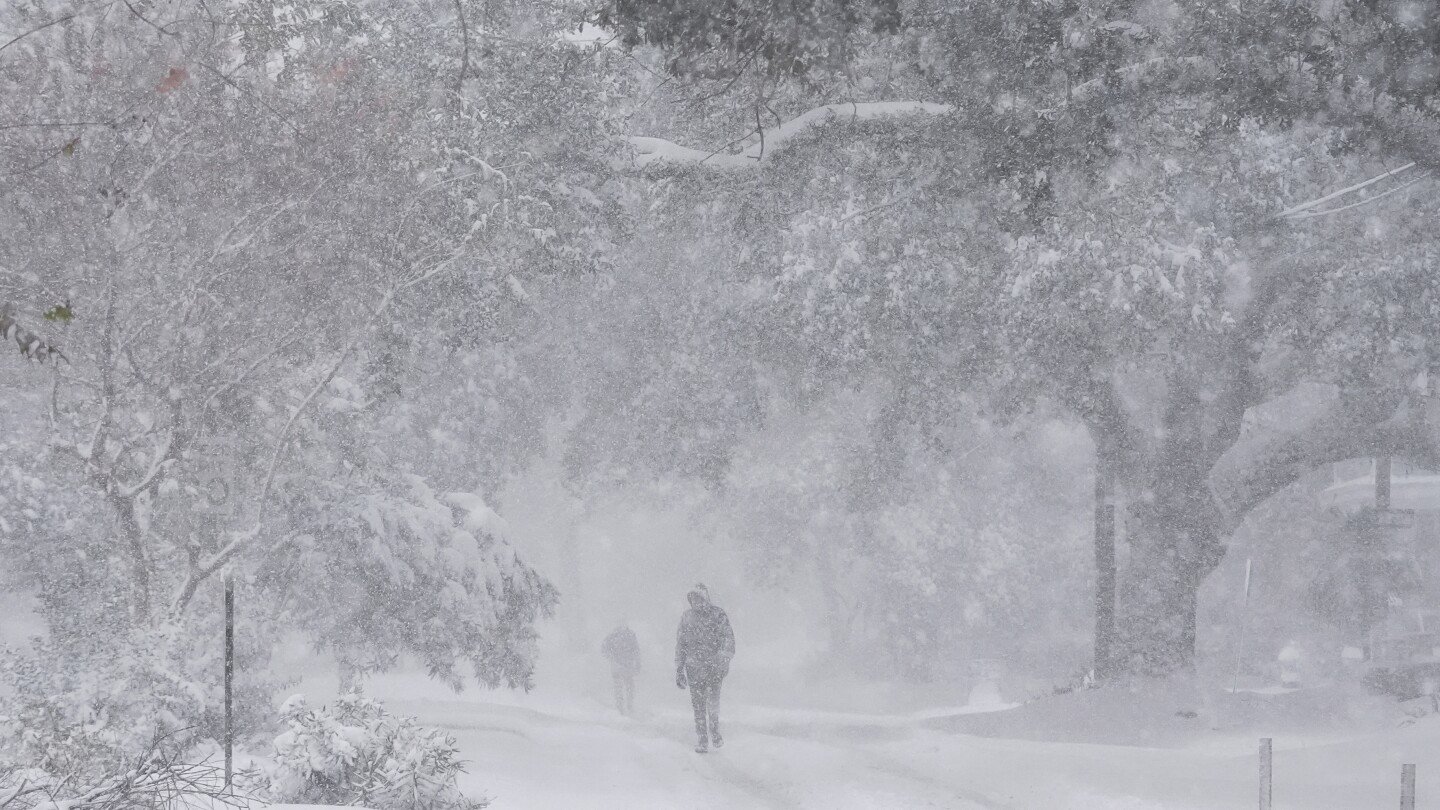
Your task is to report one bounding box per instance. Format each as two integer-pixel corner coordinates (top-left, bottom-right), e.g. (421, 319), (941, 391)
(292, 661), (1440, 809)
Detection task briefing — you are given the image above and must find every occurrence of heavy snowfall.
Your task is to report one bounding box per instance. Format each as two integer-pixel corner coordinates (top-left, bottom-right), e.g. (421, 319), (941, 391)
(5, 0), (1440, 808)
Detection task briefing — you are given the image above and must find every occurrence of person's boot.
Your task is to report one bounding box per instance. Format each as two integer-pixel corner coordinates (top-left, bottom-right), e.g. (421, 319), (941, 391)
(711, 729), (723, 748)
(695, 735), (709, 754)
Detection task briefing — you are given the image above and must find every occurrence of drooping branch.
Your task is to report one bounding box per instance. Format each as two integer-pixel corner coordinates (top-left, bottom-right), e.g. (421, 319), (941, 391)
(1209, 386), (1440, 532)
(624, 54), (1225, 172)
(1276, 162), (1426, 220)
(170, 262), (455, 615)
(627, 101), (953, 170)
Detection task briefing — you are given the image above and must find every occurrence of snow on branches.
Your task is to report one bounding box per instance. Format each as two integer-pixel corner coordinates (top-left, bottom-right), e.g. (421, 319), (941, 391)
(628, 101), (952, 170)
(254, 693), (487, 810)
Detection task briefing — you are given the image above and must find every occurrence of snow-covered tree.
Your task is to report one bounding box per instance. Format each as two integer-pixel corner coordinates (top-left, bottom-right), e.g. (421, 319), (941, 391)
(595, 0), (1440, 676)
(0, 0), (624, 755)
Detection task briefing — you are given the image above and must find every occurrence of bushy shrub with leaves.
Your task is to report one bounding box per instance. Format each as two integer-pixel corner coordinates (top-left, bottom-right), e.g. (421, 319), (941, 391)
(255, 693), (485, 810)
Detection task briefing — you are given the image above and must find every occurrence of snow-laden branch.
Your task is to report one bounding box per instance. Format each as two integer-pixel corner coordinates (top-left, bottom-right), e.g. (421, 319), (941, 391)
(628, 101), (953, 170)
(1209, 386), (1440, 530)
(170, 262), (455, 615)
(626, 57), (1221, 171)
(1276, 161), (1427, 220)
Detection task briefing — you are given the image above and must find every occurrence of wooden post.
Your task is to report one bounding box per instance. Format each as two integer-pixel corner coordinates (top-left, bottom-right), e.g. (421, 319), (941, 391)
(1377, 456), (1392, 512)
(224, 574), (234, 788)
(1259, 738), (1272, 810)
(1401, 763), (1416, 810)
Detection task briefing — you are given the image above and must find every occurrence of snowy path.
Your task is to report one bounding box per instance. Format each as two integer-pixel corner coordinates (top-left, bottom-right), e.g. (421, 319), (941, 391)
(385, 691), (1440, 809)
(392, 698), (1006, 809)
(325, 662), (1440, 810)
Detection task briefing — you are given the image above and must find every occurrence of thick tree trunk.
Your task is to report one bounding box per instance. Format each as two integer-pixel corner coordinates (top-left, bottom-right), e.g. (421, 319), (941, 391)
(1102, 374), (1228, 676)
(1119, 392), (1225, 675)
(1120, 514), (1215, 675)
(1093, 448), (1117, 682)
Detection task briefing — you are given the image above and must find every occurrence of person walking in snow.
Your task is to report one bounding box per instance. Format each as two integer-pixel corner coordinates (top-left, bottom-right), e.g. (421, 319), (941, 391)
(675, 583), (734, 753)
(602, 621), (642, 716)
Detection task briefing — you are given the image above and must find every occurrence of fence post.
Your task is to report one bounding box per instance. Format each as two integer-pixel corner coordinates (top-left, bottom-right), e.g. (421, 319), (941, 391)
(1259, 738), (1272, 810)
(1402, 763), (1416, 810)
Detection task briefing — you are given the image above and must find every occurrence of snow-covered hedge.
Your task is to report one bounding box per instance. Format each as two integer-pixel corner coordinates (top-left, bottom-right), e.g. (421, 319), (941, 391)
(253, 693), (485, 810)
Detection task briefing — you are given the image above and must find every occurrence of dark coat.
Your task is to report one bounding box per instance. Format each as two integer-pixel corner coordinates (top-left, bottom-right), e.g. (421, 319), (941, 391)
(675, 602), (734, 684)
(603, 625), (642, 675)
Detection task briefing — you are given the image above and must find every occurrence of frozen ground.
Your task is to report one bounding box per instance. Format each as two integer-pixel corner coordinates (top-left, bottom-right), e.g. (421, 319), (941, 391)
(290, 660), (1440, 810)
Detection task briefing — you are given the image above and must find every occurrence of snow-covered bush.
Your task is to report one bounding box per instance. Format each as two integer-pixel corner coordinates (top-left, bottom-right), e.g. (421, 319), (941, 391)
(0, 616), (279, 775)
(254, 693), (485, 810)
(265, 468), (558, 691)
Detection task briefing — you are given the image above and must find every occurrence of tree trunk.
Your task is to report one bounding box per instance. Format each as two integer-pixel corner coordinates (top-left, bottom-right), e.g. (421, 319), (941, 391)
(814, 529), (852, 659)
(338, 658), (362, 694)
(1093, 451), (1117, 682)
(112, 494), (153, 625)
(1120, 525), (1210, 676)
(1113, 376), (1227, 676)
(1118, 459), (1224, 674)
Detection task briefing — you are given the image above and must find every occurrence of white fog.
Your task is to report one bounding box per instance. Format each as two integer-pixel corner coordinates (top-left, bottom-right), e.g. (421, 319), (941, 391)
(5, 1), (1440, 808)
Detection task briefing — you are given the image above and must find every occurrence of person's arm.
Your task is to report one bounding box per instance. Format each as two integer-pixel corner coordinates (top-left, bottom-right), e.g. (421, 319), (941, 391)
(720, 611), (735, 661)
(675, 616), (688, 688)
(626, 631), (641, 670)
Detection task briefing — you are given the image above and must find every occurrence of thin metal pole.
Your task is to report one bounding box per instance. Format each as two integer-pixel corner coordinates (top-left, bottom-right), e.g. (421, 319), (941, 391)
(1232, 558), (1253, 696)
(1401, 763), (1416, 810)
(1259, 738), (1272, 810)
(224, 574), (234, 788)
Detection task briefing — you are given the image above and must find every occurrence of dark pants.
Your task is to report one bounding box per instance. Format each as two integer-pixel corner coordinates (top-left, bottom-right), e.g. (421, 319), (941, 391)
(612, 668), (635, 715)
(688, 676), (723, 742)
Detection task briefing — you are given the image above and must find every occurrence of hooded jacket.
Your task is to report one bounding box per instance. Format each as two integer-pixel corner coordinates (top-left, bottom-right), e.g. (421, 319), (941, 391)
(602, 625), (642, 675)
(675, 587), (734, 683)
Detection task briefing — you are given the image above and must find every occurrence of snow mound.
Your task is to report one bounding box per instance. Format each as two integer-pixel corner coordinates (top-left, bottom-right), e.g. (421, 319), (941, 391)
(928, 678), (1405, 748)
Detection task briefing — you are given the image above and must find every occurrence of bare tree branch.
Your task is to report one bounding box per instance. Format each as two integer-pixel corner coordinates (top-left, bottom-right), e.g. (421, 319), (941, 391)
(0, 13), (77, 57)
